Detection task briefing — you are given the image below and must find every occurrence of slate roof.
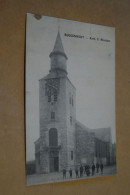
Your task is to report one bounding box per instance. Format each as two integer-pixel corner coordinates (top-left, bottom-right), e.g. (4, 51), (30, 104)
(76, 120), (112, 142)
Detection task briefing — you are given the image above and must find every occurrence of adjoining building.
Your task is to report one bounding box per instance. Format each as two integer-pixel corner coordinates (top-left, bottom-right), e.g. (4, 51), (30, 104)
(35, 32), (113, 173)
(26, 160), (36, 175)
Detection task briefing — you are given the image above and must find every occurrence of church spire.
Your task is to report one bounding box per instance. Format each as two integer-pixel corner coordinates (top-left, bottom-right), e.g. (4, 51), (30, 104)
(50, 31), (68, 59)
(53, 31), (65, 53)
(49, 31), (68, 75)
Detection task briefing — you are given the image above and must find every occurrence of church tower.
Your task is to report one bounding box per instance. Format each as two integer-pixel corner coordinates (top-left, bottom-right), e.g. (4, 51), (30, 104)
(35, 31), (76, 173)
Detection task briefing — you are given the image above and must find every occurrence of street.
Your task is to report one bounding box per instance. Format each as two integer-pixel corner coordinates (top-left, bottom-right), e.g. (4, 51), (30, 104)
(27, 165), (116, 185)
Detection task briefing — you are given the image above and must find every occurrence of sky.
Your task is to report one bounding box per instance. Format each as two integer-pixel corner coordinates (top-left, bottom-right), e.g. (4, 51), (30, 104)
(26, 13), (116, 161)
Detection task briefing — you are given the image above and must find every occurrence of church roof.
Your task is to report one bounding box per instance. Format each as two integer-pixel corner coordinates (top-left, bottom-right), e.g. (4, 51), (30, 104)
(92, 128), (112, 142)
(50, 31), (68, 59)
(26, 160), (36, 165)
(76, 120), (112, 143)
(53, 31), (65, 53)
(76, 121), (91, 133)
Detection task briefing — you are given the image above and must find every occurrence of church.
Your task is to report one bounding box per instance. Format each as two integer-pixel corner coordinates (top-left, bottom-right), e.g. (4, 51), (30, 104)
(35, 31), (112, 174)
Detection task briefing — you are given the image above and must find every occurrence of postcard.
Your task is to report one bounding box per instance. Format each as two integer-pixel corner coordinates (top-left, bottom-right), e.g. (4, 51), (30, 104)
(26, 13), (116, 185)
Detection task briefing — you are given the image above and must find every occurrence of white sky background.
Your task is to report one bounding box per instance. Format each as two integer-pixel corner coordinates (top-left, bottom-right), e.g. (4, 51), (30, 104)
(26, 13), (116, 161)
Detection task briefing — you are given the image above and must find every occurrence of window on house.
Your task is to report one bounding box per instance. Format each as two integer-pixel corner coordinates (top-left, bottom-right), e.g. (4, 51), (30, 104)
(71, 151), (73, 160)
(51, 112), (55, 119)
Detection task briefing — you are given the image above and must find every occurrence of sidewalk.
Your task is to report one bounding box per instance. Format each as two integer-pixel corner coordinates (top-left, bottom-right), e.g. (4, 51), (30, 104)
(26, 165), (116, 185)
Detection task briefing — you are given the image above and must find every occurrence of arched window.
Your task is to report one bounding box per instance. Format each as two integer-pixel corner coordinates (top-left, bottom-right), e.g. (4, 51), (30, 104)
(49, 128), (58, 146)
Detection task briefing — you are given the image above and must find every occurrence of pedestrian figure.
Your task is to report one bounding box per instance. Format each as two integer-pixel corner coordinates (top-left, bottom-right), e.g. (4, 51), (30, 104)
(85, 164), (87, 175)
(63, 168), (66, 179)
(96, 163), (99, 173)
(100, 163), (104, 174)
(92, 164), (95, 176)
(86, 165), (90, 176)
(80, 165), (83, 177)
(69, 168), (72, 178)
(84, 165), (86, 174)
(75, 167), (79, 178)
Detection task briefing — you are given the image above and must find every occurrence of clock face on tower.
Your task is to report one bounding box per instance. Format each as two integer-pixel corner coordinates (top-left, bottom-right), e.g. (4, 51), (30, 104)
(45, 78), (60, 102)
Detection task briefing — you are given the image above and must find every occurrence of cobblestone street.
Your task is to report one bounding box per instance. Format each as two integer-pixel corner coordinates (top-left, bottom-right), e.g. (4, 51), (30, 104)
(27, 165), (116, 185)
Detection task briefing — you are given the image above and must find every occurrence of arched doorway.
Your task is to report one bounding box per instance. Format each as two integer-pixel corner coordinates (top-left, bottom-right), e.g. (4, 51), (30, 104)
(49, 128), (59, 172)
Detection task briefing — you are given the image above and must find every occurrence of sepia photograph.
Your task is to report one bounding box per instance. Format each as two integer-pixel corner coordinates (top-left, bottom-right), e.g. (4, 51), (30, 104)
(25, 13), (116, 185)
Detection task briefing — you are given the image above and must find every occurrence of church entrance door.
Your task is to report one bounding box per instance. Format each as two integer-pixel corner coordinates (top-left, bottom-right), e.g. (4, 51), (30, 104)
(49, 151), (59, 172)
(54, 157), (59, 172)
(49, 128), (59, 172)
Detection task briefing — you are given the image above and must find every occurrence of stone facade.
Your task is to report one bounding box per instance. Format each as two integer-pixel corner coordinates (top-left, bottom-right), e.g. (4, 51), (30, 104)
(75, 122), (95, 165)
(75, 121), (111, 166)
(35, 31), (113, 173)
